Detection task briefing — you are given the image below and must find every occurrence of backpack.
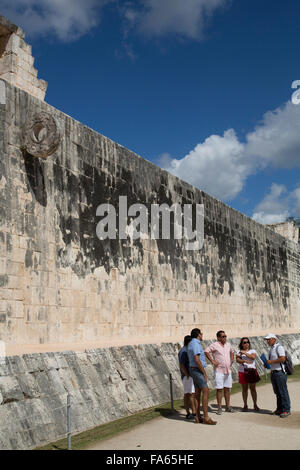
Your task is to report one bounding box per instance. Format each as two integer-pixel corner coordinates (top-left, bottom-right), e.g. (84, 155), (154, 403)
(275, 344), (294, 375)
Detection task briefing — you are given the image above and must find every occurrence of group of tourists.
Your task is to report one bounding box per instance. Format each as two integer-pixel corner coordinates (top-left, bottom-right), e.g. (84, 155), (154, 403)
(178, 329), (291, 425)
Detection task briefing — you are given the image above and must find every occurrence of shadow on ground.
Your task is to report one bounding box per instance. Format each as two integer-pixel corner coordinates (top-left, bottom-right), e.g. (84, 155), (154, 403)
(209, 403), (273, 415)
(154, 404), (277, 423)
(154, 408), (184, 421)
(239, 411), (300, 429)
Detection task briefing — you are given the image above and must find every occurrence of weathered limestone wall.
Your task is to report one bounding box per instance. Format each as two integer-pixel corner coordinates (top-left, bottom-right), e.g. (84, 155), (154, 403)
(0, 333), (299, 450)
(0, 80), (300, 348)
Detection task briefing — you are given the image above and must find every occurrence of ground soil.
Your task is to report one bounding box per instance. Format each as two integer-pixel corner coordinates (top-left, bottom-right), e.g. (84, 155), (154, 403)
(87, 381), (300, 450)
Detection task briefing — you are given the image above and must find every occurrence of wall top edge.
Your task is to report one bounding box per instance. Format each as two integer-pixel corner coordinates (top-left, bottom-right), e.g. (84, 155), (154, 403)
(2, 333), (300, 361)
(0, 14), (25, 38)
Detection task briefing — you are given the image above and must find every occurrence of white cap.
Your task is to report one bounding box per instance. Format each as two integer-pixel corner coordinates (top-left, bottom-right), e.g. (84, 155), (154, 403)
(264, 333), (277, 340)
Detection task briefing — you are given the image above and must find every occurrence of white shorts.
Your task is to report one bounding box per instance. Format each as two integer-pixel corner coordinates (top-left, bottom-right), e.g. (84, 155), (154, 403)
(183, 376), (195, 394)
(215, 371), (232, 389)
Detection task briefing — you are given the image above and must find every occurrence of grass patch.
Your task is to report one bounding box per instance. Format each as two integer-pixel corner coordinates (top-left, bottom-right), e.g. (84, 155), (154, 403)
(35, 399), (183, 451)
(36, 364), (300, 451)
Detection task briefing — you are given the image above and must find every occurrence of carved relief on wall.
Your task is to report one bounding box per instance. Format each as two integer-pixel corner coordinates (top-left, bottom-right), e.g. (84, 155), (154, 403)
(22, 112), (62, 158)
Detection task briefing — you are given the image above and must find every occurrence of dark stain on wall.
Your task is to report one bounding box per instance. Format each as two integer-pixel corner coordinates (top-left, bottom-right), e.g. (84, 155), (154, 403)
(53, 151), (145, 276)
(23, 151), (47, 207)
(44, 136), (292, 309)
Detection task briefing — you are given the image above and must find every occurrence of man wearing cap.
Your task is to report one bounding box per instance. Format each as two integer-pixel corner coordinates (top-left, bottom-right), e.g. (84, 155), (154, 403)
(264, 333), (291, 418)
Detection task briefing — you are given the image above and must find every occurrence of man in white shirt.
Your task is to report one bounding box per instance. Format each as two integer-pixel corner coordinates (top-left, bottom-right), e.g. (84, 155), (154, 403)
(264, 333), (291, 418)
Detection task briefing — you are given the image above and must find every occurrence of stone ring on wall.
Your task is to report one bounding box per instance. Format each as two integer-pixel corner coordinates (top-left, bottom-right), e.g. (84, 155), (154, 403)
(22, 111), (62, 158)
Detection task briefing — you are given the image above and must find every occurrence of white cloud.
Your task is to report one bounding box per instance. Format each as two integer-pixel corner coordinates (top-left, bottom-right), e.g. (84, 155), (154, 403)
(252, 184), (291, 224)
(252, 213), (288, 225)
(246, 101), (300, 168)
(251, 183), (300, 224)
(162, 100), (300, 202)
(164, 129), (248, 201)
(0, 0), (112, 41)
(123, 0), (229, 40)
(291, 186), (300, 216)
(0, 0), (229, 42)
(1, 0), (230, 43)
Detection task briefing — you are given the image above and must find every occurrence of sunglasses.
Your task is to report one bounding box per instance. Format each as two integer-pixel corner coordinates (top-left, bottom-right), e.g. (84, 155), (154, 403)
(242, 341), (249, 344)
(220, 335), (227, 338)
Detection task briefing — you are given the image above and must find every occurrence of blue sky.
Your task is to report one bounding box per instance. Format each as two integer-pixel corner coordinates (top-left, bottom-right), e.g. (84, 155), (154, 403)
(2, 0), (300, 223)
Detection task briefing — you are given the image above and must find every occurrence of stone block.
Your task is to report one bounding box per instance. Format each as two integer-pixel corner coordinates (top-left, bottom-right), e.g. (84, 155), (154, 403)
(0, 52), (18, 74)
(0, 71), (16, 84)
(22, 354), (47, 373)
(4, 33), (21, 54)
(0, 376), (23, 402)
(9, 300), (24, 318)
(17, 372), (40, 399)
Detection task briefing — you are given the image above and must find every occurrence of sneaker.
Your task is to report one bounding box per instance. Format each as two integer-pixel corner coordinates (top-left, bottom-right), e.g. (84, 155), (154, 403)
(225, 406), (236, 413)
(280, 412), (291, 418)
(273, 409), (282, 415)
(216, 408), (222, 415)
(186, 413), (194, 420)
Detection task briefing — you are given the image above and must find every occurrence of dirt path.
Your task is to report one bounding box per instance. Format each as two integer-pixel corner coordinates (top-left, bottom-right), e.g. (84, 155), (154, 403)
(87, 381), (300, 450)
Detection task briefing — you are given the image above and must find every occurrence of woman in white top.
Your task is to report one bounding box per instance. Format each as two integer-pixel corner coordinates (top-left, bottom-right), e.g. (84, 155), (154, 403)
(236, 337), (260, 412)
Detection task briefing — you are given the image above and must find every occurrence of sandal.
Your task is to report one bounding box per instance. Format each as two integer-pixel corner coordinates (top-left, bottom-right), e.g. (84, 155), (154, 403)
(254, 406), (260, 412)
(195, 416), (204, 424)
(242, 406), (248, 412)
(203, 418), (217, 425)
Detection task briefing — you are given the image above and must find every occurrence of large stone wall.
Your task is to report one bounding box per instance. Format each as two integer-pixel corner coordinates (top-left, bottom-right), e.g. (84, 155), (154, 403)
(0, 79), (300, 348)
(0, 333), (299, 450)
